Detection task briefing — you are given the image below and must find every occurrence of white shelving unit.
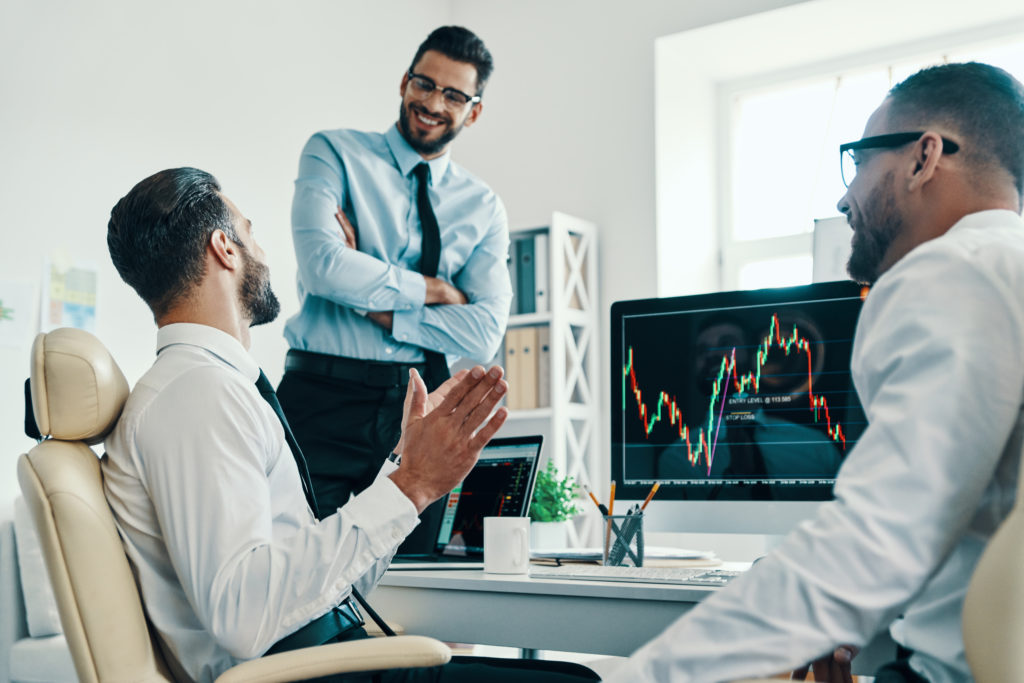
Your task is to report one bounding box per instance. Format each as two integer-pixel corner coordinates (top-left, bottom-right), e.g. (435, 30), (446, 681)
(501, 212), (600, 547)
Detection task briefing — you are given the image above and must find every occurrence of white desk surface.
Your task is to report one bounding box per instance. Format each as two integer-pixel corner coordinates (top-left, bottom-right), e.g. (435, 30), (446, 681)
(374, 565), (895, 673)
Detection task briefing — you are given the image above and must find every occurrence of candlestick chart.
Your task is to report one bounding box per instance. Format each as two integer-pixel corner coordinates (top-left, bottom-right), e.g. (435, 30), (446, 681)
(624, 310), (849, 476)
(613, 287), (868, 491)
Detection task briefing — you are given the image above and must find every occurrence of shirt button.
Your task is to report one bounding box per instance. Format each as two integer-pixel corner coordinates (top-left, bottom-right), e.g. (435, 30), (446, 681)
(385, 347), (394, 354)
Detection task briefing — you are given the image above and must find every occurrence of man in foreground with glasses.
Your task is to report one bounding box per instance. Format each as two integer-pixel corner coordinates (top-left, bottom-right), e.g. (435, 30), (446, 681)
(608, 61), (1024, 683)
(278, 26), (512, 524)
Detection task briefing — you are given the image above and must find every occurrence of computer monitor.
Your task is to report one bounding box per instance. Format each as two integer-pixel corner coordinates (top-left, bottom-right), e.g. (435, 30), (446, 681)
(610, 280), (869, 535)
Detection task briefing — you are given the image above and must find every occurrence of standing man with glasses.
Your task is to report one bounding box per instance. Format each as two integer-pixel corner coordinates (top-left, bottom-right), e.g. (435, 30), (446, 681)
(607, 61), (1024, 683)
(278, 26), (512, 531)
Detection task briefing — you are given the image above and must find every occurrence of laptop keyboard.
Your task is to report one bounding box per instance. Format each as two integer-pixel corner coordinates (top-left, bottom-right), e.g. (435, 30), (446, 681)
(529, 565), (742, 586)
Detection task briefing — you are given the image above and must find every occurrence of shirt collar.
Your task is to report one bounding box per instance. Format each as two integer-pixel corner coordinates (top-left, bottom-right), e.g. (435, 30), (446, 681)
(384, 123), (451, 186)
(946, 208), (1024, 233)
(156, 323), (261, 383)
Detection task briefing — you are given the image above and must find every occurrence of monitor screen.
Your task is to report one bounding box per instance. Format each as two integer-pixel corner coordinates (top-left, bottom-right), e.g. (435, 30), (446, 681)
(434, 436), (541, 556)
(611, 281), (869, 519)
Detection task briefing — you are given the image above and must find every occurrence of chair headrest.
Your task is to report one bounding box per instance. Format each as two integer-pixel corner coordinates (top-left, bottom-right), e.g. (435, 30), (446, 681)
(31, 328), (129, 445)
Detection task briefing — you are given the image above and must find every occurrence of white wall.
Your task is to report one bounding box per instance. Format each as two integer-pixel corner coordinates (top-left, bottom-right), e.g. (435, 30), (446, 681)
(0, 0), (813, 514)
(448, 0), (807, 492)
(0, 0), (451, 513)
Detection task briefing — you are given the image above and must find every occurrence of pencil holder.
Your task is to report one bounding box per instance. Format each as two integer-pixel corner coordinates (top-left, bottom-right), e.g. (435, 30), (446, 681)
(602, 513), (644, 567)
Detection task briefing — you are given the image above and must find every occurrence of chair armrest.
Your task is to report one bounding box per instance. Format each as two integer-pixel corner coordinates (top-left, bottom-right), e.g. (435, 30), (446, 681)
(214, 635), (451, 683)
(364, 620), (405, 636)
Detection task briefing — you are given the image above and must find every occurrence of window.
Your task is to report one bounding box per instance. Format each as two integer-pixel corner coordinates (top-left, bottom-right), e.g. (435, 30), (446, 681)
(722, 38), (1024, 290)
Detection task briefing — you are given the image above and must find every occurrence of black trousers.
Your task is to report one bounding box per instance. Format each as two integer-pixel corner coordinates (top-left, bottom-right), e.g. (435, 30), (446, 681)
(277, 369), (405, 516)
(291, 628), (601, 683)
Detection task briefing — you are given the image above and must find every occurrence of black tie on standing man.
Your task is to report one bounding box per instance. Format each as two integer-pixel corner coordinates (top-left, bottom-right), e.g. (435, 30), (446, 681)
(278, 26), (513, 534)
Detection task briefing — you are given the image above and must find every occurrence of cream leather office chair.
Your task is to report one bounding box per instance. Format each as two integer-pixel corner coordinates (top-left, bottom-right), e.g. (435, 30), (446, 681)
(961, 463), (1024, 682)
(16, 327), (449, 683)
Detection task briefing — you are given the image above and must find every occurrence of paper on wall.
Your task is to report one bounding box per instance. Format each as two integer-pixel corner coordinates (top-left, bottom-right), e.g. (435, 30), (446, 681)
(0, 280), (37, 348)
(41, 257), (97, 333)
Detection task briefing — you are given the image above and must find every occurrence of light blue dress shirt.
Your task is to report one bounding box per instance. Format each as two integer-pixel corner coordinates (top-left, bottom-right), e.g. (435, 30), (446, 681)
(284, 124), (512, 364)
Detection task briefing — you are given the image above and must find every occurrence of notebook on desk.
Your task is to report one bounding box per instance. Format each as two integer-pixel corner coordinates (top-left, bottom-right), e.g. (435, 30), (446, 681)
(390, 435), (542, 570)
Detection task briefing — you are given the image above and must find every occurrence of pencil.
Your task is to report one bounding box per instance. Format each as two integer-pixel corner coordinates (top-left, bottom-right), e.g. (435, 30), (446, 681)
(640, 482), (661, 511)
(605, 482), (616, 564)
(582, 483), (606, 514)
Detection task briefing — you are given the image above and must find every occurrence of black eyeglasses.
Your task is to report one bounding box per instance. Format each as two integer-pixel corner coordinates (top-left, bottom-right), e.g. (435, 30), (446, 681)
(406, 71), (481, 109)
(839, 132), (960, 188)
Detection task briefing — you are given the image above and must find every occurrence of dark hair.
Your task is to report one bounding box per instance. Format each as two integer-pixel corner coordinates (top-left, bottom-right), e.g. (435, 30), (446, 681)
(887, 62), (1024, 197)
(107, 167), (237, 318)
(409, 25), (494, 95)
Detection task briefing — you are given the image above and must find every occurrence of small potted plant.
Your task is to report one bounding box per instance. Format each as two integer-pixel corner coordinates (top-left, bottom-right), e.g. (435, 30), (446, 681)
(529, 461), (581, 549)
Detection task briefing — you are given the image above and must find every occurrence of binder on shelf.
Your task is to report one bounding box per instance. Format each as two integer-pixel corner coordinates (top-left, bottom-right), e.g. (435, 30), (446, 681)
(534, 232), (549, 313)
(507, 243), (518, 317)
(515, 235), (536, 315)
(503, 327), (522, 410)
(518, 326), (539, 410)
(537, 325), (551, 408)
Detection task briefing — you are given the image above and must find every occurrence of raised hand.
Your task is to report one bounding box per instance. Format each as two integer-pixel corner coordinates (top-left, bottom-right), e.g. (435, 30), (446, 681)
(389, 366), (508, 512)
(392, 368), (470, 456)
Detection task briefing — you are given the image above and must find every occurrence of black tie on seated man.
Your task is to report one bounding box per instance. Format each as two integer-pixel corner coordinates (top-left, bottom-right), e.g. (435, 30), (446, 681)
(102, 167), (599, 683)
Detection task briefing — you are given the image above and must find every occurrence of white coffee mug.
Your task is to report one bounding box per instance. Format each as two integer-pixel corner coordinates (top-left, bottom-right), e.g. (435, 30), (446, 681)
(483, 516), (530, 574)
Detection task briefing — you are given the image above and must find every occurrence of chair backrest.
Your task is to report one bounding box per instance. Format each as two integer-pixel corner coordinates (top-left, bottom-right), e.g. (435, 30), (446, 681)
(962, 459), (1024, 682)
(16, 327), (175, 683)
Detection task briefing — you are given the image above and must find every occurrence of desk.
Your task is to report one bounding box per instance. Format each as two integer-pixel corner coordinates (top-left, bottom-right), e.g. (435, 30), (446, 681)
(374, 568), (895, 675)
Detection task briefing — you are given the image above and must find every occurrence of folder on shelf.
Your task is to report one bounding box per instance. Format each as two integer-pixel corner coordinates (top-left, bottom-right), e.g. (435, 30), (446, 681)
(518, 326), (538, 410)
(516, 235), (536, 315)
(507, 244), (518, 317)
(534, 232), (549, 313)
(537, 325), (551, 408)
(503, 327), (522, 410)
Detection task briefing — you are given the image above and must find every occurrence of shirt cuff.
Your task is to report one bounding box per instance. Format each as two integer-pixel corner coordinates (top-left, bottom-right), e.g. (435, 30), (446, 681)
(391, 306), (427, 347)
(392, 269), (427, 311)
(345, 476), (419, 555)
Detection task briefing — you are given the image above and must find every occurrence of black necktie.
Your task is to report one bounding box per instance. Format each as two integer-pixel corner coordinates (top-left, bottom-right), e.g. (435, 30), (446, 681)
(255, 370), (319, 515)
(255, 370), (395, 637)
(413, 163), (452, 391)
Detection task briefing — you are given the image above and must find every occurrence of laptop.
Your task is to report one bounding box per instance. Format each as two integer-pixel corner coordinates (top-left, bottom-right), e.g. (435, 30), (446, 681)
(390, 435), (543, 569)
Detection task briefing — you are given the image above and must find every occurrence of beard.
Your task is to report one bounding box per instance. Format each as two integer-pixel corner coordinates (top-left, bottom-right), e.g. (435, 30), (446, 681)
(239, 246), (280, 327)
(397, 100), (466, 156)
(846, 172), (903, 285)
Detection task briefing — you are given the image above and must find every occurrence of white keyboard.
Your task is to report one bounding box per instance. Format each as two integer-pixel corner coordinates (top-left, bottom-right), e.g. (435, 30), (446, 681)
(529, 564), (742, 586)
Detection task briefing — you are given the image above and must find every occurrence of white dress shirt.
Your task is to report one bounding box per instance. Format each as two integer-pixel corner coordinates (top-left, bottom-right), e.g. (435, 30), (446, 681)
(103, 323), (419, 683)
(609, 210), (1024, 683)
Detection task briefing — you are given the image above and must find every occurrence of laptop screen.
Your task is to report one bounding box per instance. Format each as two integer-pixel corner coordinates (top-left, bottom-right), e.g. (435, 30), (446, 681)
(434, 436), (542, 557)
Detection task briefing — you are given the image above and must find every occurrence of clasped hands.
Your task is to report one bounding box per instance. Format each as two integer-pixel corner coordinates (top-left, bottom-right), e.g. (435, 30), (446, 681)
(388, 366), (508, 513)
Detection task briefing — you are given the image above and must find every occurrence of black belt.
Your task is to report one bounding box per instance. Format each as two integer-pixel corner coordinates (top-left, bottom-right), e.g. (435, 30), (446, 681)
(266, 598), (365, 655)
(285, 350), (427, 388)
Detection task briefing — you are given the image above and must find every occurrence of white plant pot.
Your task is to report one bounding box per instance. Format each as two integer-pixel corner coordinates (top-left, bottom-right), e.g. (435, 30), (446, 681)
(530, 520), (569, 550)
